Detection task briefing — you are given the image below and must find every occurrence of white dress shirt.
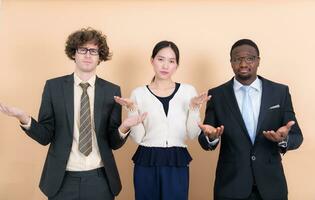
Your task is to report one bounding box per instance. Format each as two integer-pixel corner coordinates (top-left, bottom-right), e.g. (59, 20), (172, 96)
(22, 73), (104, 171)
(233, 77), (262, 135)
(65, 73), (104, 171)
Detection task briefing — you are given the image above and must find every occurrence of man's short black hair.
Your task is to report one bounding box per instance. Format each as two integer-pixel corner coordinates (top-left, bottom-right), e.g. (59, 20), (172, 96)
(230, 39), (260, 59)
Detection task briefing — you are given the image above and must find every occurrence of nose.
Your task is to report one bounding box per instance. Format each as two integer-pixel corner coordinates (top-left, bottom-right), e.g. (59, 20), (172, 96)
(84, 51), (92, 58)
(162, 61), (170, 69)
(239, 58), (247, 67)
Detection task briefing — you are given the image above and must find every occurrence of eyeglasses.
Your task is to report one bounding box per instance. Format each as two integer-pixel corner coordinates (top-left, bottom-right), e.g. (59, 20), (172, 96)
(76, 47), (99, 56)
(231, 56), (259, 64)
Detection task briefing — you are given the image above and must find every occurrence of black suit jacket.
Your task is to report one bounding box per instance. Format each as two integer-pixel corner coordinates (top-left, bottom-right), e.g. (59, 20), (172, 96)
(199, 76), (303, 200)
(22, 74), (127, 197)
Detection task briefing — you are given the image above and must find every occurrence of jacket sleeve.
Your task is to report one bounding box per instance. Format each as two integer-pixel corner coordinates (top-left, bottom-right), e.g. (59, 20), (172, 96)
(107, 87), (128, 150)
(21, 81), (55, 145)
(198, 89), (220, 151)
(281, 86), (303, 153)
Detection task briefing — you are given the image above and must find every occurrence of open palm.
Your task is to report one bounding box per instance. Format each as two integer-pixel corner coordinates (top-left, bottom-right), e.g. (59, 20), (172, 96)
(190, 92), (211, 109)
(0, 102), (30, 124)
(114, 96), (137, 111)
(0, 103), (25, 117)
(122, 113), (147, 129)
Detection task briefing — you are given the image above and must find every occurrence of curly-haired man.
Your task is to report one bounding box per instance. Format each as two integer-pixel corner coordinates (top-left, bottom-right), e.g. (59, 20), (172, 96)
(0, 28), (131, 200)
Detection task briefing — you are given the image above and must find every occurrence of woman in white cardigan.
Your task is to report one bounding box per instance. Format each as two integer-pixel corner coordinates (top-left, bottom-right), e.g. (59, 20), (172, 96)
(115, 41), (209, 200)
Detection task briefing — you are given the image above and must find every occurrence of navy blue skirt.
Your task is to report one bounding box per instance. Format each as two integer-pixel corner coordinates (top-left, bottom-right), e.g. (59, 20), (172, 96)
(132, 145), (192, 167)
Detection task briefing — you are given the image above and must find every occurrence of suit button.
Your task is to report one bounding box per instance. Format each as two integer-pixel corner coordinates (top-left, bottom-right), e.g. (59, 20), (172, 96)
(251, 156), (256, 161)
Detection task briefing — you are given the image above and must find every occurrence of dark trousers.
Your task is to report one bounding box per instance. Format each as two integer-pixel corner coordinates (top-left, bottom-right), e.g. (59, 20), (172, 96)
(134, 165), (189, 200)
(49, 168), (114, 200)
(215, 185), (264, 200)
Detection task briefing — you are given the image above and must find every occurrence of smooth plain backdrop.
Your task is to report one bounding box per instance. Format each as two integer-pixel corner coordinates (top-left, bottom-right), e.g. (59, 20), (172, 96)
(0, 0), (314, 199)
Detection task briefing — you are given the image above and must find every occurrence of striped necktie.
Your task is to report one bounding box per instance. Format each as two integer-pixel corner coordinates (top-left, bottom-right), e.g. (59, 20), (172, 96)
(79, 82), (92, 156)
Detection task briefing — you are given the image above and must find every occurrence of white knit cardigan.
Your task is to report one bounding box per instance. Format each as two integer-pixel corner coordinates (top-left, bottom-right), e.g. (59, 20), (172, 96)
(128, 83), (201, 147)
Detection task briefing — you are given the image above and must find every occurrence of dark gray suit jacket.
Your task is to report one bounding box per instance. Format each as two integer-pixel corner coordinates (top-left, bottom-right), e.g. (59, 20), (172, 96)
(22, 74), (127, 197)
(199, 76), (303, 200)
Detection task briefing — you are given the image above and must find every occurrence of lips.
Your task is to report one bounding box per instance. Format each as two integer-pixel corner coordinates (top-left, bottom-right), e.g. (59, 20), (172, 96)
(83, 61), (92, 64)
(160, 71), (169, 75)
(239, 68), (250, 73)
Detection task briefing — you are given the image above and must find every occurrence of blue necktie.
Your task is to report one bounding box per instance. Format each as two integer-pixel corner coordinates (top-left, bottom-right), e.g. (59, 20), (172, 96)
(241, 86), (255, 144)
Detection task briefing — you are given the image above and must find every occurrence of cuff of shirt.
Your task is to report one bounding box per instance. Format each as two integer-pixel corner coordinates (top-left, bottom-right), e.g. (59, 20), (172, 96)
(20, 118), (31, 130)
(205, 136), (220, 146)
(118, 127), (130, 139)
(278, 135), (289, 148)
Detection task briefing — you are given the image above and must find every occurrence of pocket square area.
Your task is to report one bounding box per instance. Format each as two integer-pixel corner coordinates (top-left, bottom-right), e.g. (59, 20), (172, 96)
(269, 104), (280, 109)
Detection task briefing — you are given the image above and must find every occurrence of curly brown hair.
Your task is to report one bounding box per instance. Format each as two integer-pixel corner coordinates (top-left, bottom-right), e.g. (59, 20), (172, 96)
(65, 27), (112, 62)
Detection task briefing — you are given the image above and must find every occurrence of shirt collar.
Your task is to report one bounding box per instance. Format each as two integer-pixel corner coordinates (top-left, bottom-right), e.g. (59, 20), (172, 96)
(233, 76), (262, 92)
(74, 73), (96, 88)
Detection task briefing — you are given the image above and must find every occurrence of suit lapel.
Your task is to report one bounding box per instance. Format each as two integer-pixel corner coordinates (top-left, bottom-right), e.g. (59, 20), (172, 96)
(94, 76), (105, 136)
(222, 79), (249, 136)
(256, 77), (272, 139)
(63, 74), (74, 137)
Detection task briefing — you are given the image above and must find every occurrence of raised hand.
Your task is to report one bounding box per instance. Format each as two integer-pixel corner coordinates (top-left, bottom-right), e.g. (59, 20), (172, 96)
(199, 123), (224, 140)
(0, 102), (30, 124)
(119, 112), (147, 133)
(114, 96), (137, 111)
(263, 121), (295, 142)
(190, 92), (211, 110)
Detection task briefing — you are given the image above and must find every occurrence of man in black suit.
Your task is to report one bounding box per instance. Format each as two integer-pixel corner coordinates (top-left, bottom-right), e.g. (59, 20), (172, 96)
(198, 39), (303, 200)
(0, 28), (144, 200)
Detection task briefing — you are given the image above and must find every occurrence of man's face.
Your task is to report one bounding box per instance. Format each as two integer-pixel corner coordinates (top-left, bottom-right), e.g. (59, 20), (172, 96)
(230, 44), (260, 84)
(73, 42), (100, 73)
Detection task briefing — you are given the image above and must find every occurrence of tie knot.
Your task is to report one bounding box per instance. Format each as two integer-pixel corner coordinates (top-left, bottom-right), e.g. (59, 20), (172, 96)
(80, 82), (90, 92)
(241, 85), (250, 93)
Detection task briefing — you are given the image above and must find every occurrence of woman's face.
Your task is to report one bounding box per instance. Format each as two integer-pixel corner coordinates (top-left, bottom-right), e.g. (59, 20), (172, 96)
(151, 47), (178, 81)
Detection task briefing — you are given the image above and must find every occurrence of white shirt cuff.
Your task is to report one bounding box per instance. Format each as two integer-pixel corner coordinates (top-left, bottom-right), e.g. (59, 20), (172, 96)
(205, 136), (220, 146)
(118, 127), (130, 139)
(20, 118), (31, 130)
(278, 135), (289, 148)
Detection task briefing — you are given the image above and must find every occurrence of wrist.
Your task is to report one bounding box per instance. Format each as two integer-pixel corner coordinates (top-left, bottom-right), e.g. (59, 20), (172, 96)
(124, 104), (137, 112)
(189, 103), (200, 111)
(18, 114), (30, 125)
(127, 106), (134, 111)
(119, 124), (130, 134)
(208, 135), (218, 141)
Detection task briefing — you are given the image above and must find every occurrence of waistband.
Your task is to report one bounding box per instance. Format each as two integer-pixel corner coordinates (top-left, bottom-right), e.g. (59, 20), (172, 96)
(65, 167), (105, 177)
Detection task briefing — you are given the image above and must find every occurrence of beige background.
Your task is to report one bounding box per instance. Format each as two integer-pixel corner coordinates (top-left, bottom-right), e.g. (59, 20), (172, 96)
(0, 0), (314, 199)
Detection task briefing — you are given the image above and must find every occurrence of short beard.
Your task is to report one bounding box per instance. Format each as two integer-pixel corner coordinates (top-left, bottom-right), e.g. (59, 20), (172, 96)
(236, 74), (252, 81)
